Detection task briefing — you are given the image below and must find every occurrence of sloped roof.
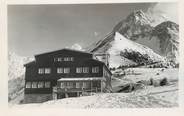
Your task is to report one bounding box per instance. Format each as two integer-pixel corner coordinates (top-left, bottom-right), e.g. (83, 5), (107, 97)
(35, 48), (92, 57)
(24, 61), (36, 67)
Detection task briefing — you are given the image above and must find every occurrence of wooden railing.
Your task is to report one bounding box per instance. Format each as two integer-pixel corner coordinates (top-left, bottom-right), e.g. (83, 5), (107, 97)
(53, 86), (101, 93)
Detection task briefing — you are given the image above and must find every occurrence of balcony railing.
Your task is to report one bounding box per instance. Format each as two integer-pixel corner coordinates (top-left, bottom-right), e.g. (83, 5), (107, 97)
(53, 86), (101, 93)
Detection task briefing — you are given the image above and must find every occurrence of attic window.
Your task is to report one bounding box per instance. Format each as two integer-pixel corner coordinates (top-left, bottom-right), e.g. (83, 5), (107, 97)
(54, 57), (74, 62)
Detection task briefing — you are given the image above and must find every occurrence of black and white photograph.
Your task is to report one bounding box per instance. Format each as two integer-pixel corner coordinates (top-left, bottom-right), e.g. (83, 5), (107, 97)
(7, 2), (180, 108)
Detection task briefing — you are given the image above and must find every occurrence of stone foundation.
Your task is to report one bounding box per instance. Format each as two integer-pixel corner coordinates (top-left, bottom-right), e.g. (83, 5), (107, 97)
(24, 94), (52, 104)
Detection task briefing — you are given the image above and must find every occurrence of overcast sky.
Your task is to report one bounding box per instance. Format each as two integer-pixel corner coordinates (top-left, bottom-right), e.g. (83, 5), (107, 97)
(8, 3), (178, 57)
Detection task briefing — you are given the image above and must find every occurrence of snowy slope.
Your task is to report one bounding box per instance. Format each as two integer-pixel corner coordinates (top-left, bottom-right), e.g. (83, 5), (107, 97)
(12, 87), (178, 108)
(10, 68), (178, 108)
(95, 32), (165, 68)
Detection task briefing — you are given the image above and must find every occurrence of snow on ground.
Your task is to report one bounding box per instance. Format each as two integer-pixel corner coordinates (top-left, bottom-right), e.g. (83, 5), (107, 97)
(11, 68), (178, 108)
(12, 87), (178, 108)
(112, 68), (178, 84)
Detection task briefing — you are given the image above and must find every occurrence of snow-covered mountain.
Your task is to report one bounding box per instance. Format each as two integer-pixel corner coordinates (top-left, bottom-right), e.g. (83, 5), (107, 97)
(87, 10), (179, 67)
(93, 32), (165, 68)
(8, 52), (34, 80)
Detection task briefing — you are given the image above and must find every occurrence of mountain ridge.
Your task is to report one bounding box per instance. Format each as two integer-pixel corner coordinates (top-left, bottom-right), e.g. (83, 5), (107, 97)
(87, 10), (179, 67)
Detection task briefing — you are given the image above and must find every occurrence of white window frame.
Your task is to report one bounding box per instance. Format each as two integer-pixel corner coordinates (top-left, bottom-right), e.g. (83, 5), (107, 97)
(38, 68), (44, 74)
(64, 57), (69, 61)
(76, 82), (80, 88)
(82, 82), (87, 88)
(60, 82), (65, 88)
(45, 82), (51, 88)
(58, 57), (62, 62)
(83, 67), (89, 73)
(92, 67), (99, 73)
(26, 82), (31, 88)
(32, 82), (37, 88)
(66, 82), (72, 88)
(76, 67), (82, 73)
(57, 67), (63, 73)
(64, 67), (70, 73)
(38, 82), (44, 88)
(70, 57), (74, 61)
(45, 68), (51, 74)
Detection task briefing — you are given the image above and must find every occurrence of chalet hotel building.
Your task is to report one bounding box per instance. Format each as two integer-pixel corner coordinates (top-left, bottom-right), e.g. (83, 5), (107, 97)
(24, 49), (112, 103)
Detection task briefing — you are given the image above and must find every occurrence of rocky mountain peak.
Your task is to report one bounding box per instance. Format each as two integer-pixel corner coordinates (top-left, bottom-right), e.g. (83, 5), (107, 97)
(125, 10), (151, 25)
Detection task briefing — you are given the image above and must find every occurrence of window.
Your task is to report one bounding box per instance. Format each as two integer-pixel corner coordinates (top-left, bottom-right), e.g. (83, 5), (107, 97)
(92, 67), (99, 73)
(64, 57), (69, 61)
(54, 57), (74, 62)
(60, 82), (65, 88)
(57, 68), (63, 73)
(45, 82), (50, 88)
(64, 68), (70, 73)
(38, 68), (51, 74)
(58, 57), (63, 62)
(83, 67), (89, 73)
(70, 57), (74, 61)
(32, 82), (37, 88)
(76, 67), (82, 73)
(66, 82), (73, 88)
(38, 68), (44, 74)
(38, 82), (44, 88)
(45, 68), (51, 74)
(82, 82), (87, 88)
(76, 82), (80, 88)
(64, 57), (74, 61)
(26, 82), (31, 88)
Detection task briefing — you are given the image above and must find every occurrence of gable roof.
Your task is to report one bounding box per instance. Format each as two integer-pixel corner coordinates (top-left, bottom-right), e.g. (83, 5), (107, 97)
(24, 61), (36, 67)
(35, 48), (93, 58)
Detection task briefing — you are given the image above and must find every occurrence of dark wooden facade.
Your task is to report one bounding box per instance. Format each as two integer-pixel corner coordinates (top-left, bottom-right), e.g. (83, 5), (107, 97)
(24, 49), (112, 101)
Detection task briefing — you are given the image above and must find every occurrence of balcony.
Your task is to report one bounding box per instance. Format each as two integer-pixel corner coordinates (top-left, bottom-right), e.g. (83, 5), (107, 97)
(53, 86), (101, 93)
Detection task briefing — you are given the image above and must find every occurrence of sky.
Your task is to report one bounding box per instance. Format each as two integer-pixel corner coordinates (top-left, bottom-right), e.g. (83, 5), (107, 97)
(8, 3), (178, 57)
